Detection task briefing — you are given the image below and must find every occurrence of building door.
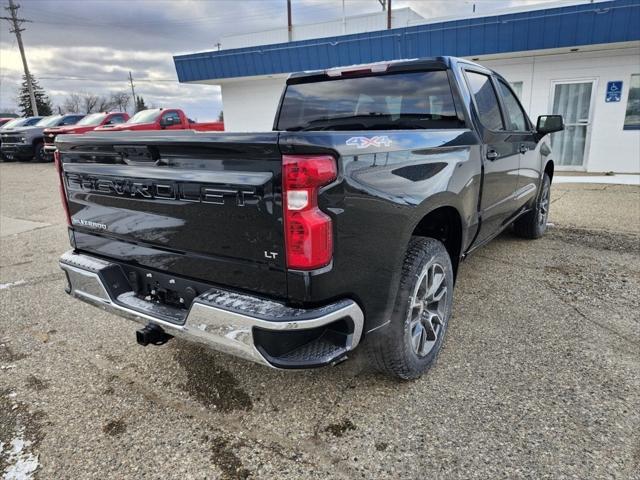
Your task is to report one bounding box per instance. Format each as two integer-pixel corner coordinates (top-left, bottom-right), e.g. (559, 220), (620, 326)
(550, 80), (596, 169)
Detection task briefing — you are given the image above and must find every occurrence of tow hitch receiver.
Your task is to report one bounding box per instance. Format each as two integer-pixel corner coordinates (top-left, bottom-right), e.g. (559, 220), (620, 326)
(136, 324), (173, 346)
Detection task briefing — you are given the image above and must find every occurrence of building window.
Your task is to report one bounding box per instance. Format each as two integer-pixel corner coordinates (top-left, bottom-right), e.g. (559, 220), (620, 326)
(509, 81), (523, 100)
(624, 74), (640, 130)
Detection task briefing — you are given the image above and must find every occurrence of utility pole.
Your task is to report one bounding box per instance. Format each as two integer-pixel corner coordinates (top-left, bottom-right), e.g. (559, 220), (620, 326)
(387, 0), (392, 29)
(128, 71), (137, 113)
(1, 0), (38, 115)
(287, 0), (292, 41)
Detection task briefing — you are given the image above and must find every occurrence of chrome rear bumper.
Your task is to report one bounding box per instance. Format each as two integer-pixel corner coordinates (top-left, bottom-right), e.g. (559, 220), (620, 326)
(59, 251), (364, 368)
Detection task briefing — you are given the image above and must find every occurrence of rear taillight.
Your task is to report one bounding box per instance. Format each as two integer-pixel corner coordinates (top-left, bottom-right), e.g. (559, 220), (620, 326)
(54, 150), (71, 226)
(282, 155), (337, 270)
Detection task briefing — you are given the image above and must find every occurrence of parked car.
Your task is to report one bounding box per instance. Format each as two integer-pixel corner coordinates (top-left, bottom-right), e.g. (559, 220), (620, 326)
(0, 116), (43, 161)
(1, 114), (85, 162)
(93, 108), (224, 132)
(0, 113), (19, 120)
(56, 57), (563, 379)
(43, 111), (130, 159)
(0, 118), (15, 127)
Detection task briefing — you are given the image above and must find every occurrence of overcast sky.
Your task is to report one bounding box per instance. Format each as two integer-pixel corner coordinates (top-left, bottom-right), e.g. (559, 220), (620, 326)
(1, 0), (569, 120)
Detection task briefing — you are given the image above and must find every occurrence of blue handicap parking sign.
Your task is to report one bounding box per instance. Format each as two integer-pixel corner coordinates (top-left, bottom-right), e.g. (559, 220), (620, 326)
(605, 81), (623, 102)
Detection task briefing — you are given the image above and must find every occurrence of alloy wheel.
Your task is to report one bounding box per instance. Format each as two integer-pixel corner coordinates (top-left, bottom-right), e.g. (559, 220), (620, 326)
(538, 180), (550, 227)
(408, 261), (448, 357)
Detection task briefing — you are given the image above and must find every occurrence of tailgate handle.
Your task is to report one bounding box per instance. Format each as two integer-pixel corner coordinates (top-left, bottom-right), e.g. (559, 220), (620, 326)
(114, 145), (160, 165)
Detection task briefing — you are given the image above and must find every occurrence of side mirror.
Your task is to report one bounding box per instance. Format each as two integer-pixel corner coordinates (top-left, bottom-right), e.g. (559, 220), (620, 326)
(536, 115), (564, 137)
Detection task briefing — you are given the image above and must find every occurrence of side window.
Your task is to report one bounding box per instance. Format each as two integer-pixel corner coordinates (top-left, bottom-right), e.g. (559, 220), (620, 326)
(509, 81), (523, 99)
(61, 115), (83, 126)
(465, 71), (504, 131)
(161, 111), (180, 124)
(109, 114), (126, 124)
(497, 80), (529, 131)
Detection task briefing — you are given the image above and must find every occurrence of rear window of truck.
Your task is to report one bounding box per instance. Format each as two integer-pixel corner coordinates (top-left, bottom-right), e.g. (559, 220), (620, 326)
(277, 70), (462, 131)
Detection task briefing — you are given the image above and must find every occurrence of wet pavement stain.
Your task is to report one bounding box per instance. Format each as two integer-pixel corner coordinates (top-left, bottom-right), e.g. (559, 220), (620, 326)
(324, 418), (356, 438)
(25, 375), (49, 392)
(548, 226), (640, 253)
(375, 441), (389, 451)
(173, 341), (253, 412)
(0, 344), (27, 363)
(102, 419), (127, 437)
(102, 386), (115, 396)
(204, 433), (251, 480)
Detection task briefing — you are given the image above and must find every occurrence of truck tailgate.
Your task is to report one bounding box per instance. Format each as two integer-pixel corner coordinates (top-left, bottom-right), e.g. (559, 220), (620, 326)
(57, 131), (286, 297)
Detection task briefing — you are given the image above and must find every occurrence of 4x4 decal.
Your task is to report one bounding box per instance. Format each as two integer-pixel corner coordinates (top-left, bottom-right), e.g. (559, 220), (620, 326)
(346, 135), (392, 149)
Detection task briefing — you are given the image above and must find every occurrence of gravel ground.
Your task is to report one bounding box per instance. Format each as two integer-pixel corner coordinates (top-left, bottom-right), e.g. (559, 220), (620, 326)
(1, 162), (639, 480)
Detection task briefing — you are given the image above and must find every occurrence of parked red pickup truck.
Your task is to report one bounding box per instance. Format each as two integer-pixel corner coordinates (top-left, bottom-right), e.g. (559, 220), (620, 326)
(43, 111), (130, 158)
(93, 108), (224, 132)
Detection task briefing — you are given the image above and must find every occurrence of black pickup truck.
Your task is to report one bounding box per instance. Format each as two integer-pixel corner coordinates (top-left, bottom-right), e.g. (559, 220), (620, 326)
(57, 57), (562, 379)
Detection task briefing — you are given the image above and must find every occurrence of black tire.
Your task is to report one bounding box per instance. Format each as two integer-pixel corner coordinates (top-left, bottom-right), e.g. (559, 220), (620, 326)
(368, 237), (454, 380)
(33, 141), (47, 162)
(513, 172), (551, 239)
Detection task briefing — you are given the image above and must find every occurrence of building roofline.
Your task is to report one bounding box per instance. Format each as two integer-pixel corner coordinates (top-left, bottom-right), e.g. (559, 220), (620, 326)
(174, 0), (640, 84)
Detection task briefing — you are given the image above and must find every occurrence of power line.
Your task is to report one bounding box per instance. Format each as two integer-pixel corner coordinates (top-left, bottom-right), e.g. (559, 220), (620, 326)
(34, 75), (178, 83)
(1, 0), (38, 115)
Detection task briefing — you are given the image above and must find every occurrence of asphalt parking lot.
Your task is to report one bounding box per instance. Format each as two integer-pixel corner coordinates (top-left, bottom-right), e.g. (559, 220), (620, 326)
(1, 162), (639, 480)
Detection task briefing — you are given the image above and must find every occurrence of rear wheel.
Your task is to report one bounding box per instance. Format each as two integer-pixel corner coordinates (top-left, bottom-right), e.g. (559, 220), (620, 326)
(513, 172), (551, 239)
(33, 141), (47, 162)
(369, 237), (454, 380)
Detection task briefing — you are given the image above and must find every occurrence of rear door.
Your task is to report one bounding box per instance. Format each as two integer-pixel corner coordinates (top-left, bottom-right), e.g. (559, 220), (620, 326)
(463, 69), (520, 242)
(58, 131), (287, 297)
(494, 78), (540, 208)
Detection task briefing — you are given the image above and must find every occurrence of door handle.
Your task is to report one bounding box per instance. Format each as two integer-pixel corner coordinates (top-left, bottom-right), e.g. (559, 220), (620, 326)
(519, 144), (529, 154)
(486, 150), (498, 161)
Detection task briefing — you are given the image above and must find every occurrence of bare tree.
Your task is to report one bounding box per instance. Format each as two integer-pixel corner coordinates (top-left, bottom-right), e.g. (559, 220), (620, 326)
(109, 91), (130, 112)
(81, 93), (99, 114)
(61, 91), (131, 114)
(62, 93), (82, 113)
(96, 96), (114, 112)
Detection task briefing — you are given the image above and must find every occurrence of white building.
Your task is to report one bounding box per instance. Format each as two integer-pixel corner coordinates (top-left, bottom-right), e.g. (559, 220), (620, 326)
(174, 0), (640, 173)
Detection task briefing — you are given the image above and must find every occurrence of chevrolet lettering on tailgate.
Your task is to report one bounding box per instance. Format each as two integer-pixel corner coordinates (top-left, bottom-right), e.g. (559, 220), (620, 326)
(65, 173), (258, 206)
